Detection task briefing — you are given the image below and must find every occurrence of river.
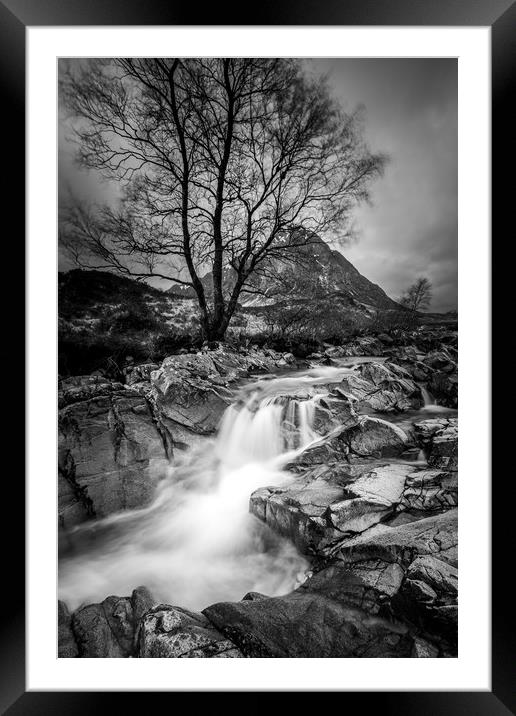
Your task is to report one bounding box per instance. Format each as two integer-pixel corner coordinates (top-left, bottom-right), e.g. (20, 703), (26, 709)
(58, 359), (457, 612)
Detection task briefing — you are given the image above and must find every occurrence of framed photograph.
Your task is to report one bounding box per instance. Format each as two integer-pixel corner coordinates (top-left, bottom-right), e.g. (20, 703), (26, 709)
(1, 0), (505, 709)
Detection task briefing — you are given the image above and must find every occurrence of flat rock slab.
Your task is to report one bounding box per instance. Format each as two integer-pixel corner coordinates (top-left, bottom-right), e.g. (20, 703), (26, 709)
(401, 469), (457, 511)
(336, 509), (458, 568)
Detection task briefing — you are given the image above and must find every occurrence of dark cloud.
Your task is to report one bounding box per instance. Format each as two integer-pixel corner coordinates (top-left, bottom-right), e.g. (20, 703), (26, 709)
(312, 59), (457, 312)
(59, 59), (457, 312)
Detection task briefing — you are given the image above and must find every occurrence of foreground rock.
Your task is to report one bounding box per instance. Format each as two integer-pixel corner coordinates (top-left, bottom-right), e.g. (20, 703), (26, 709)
(203, 512), (457, 659)
(58, 378), (172, 528)
(59, 588), (244, 658)
(203, 571), (416, 658)
(58, 601), (78, 658)
(66, 587), (156, 657)
(138, 605), (243, 658)
(335, 509), (458, 649)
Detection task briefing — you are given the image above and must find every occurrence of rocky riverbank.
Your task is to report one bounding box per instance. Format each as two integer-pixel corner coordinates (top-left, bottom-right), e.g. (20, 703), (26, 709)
(58, 325), (458, 657)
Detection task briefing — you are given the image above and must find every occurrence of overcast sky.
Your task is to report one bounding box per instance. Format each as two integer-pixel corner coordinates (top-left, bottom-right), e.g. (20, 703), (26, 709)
(59, 58), (457, 312)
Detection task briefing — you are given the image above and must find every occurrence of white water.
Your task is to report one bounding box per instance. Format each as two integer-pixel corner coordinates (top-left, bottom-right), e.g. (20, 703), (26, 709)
(420, 385), (436, 407)
(59, 365), (356, 612)
(419, 383), (456, 415)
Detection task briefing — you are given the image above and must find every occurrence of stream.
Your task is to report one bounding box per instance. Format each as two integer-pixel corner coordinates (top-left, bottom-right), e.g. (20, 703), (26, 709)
(58, 359), (457, 612)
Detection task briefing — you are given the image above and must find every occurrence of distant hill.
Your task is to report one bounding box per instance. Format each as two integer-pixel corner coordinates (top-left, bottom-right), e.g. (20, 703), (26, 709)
(169, 229), (401, 312)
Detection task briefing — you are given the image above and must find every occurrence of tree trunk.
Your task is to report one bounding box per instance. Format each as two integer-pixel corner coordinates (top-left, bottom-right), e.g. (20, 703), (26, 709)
(201, 314), (227, 342)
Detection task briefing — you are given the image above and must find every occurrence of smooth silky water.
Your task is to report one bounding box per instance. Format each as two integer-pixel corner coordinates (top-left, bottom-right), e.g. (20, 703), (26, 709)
(58, 359), (455, 611)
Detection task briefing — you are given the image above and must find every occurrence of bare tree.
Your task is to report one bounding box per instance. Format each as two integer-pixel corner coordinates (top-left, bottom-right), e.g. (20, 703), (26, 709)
(59, 58), (386, 340)
(399, 277), (433, 312)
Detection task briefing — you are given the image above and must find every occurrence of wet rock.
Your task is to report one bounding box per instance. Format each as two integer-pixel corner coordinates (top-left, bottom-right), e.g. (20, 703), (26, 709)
(67, 587), (157, 658)
(335, 509), (458, 569)
(58, 384), (172, 527)
(414, 418), (458, 471)
(429, 370), (458, 408)
(58, 601), (78, 658)
(345, 417), (409, 458)
(250, 463), (414, 555)
(423, 349), (456, 373)
(149, 345), (289, 442)
(203, 569), (415, 658)
(289, 417), (409, 472)
(138, 605), (243, 658)
(401, 469), (457, 511)
(334, 510), (458, 650)
(395, 555), (458, 643)
(312, 394), (358, 434)
(151, 353), (233, 435)
(72, 597), (134, 658)
(335, 362), (421, 413)
(209, 512), (457, 657)
(242, 592), (269, 601)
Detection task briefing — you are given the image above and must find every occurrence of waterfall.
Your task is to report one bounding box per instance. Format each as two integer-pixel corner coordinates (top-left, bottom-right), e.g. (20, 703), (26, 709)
(58, 364), (355, 611)
(420, 385), (436, 407)
(216, 392), (320, 468)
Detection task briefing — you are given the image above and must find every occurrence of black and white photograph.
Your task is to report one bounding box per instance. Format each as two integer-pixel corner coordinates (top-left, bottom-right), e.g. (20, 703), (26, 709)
(56, 57), (459, 659)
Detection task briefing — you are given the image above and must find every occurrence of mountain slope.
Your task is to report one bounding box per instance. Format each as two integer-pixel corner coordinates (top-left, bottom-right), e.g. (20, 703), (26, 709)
(170, 230), (401, 312)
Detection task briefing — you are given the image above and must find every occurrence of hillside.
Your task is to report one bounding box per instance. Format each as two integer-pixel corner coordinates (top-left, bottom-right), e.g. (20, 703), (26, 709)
(170, 230), (400, 312)
(59, 237), (442, 376)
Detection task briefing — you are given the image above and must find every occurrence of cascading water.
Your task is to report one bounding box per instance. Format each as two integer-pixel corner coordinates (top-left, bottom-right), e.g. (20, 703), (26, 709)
(58, 367), (355, 612)
(420, 385), (436, 407)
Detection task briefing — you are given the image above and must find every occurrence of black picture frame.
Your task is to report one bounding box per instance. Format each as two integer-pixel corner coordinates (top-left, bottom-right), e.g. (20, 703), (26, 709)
(2, 0), (506, 711)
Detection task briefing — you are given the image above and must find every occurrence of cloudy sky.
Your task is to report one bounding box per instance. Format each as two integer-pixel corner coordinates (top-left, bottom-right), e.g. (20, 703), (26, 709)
(59, 58), (457, 312)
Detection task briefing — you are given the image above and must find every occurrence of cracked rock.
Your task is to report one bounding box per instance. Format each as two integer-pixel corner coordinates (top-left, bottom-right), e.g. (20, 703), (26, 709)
(138, 605), (243, 658)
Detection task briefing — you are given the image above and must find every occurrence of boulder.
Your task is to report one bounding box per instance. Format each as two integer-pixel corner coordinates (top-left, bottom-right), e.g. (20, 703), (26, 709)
(250, 463), (414, 555)
(423, 349), (456, 373)
(414, 418), (458, 471)
(149, 345), (288, 445)
(151, 353), (233, 436)
(394, 555), (458, 643)
(336, 362), (422, 413)
(58, 382), (172, 527)
(138, 605), (243, 658)
(334, 510), (458, 650)
(58, 601), (78, 658)
(312, 393), (358, 434)
(70, 586), (156, 658)
(288, 416), (409, 471)
(429, 370), (458, 408)
(203, 569), (415, 658)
